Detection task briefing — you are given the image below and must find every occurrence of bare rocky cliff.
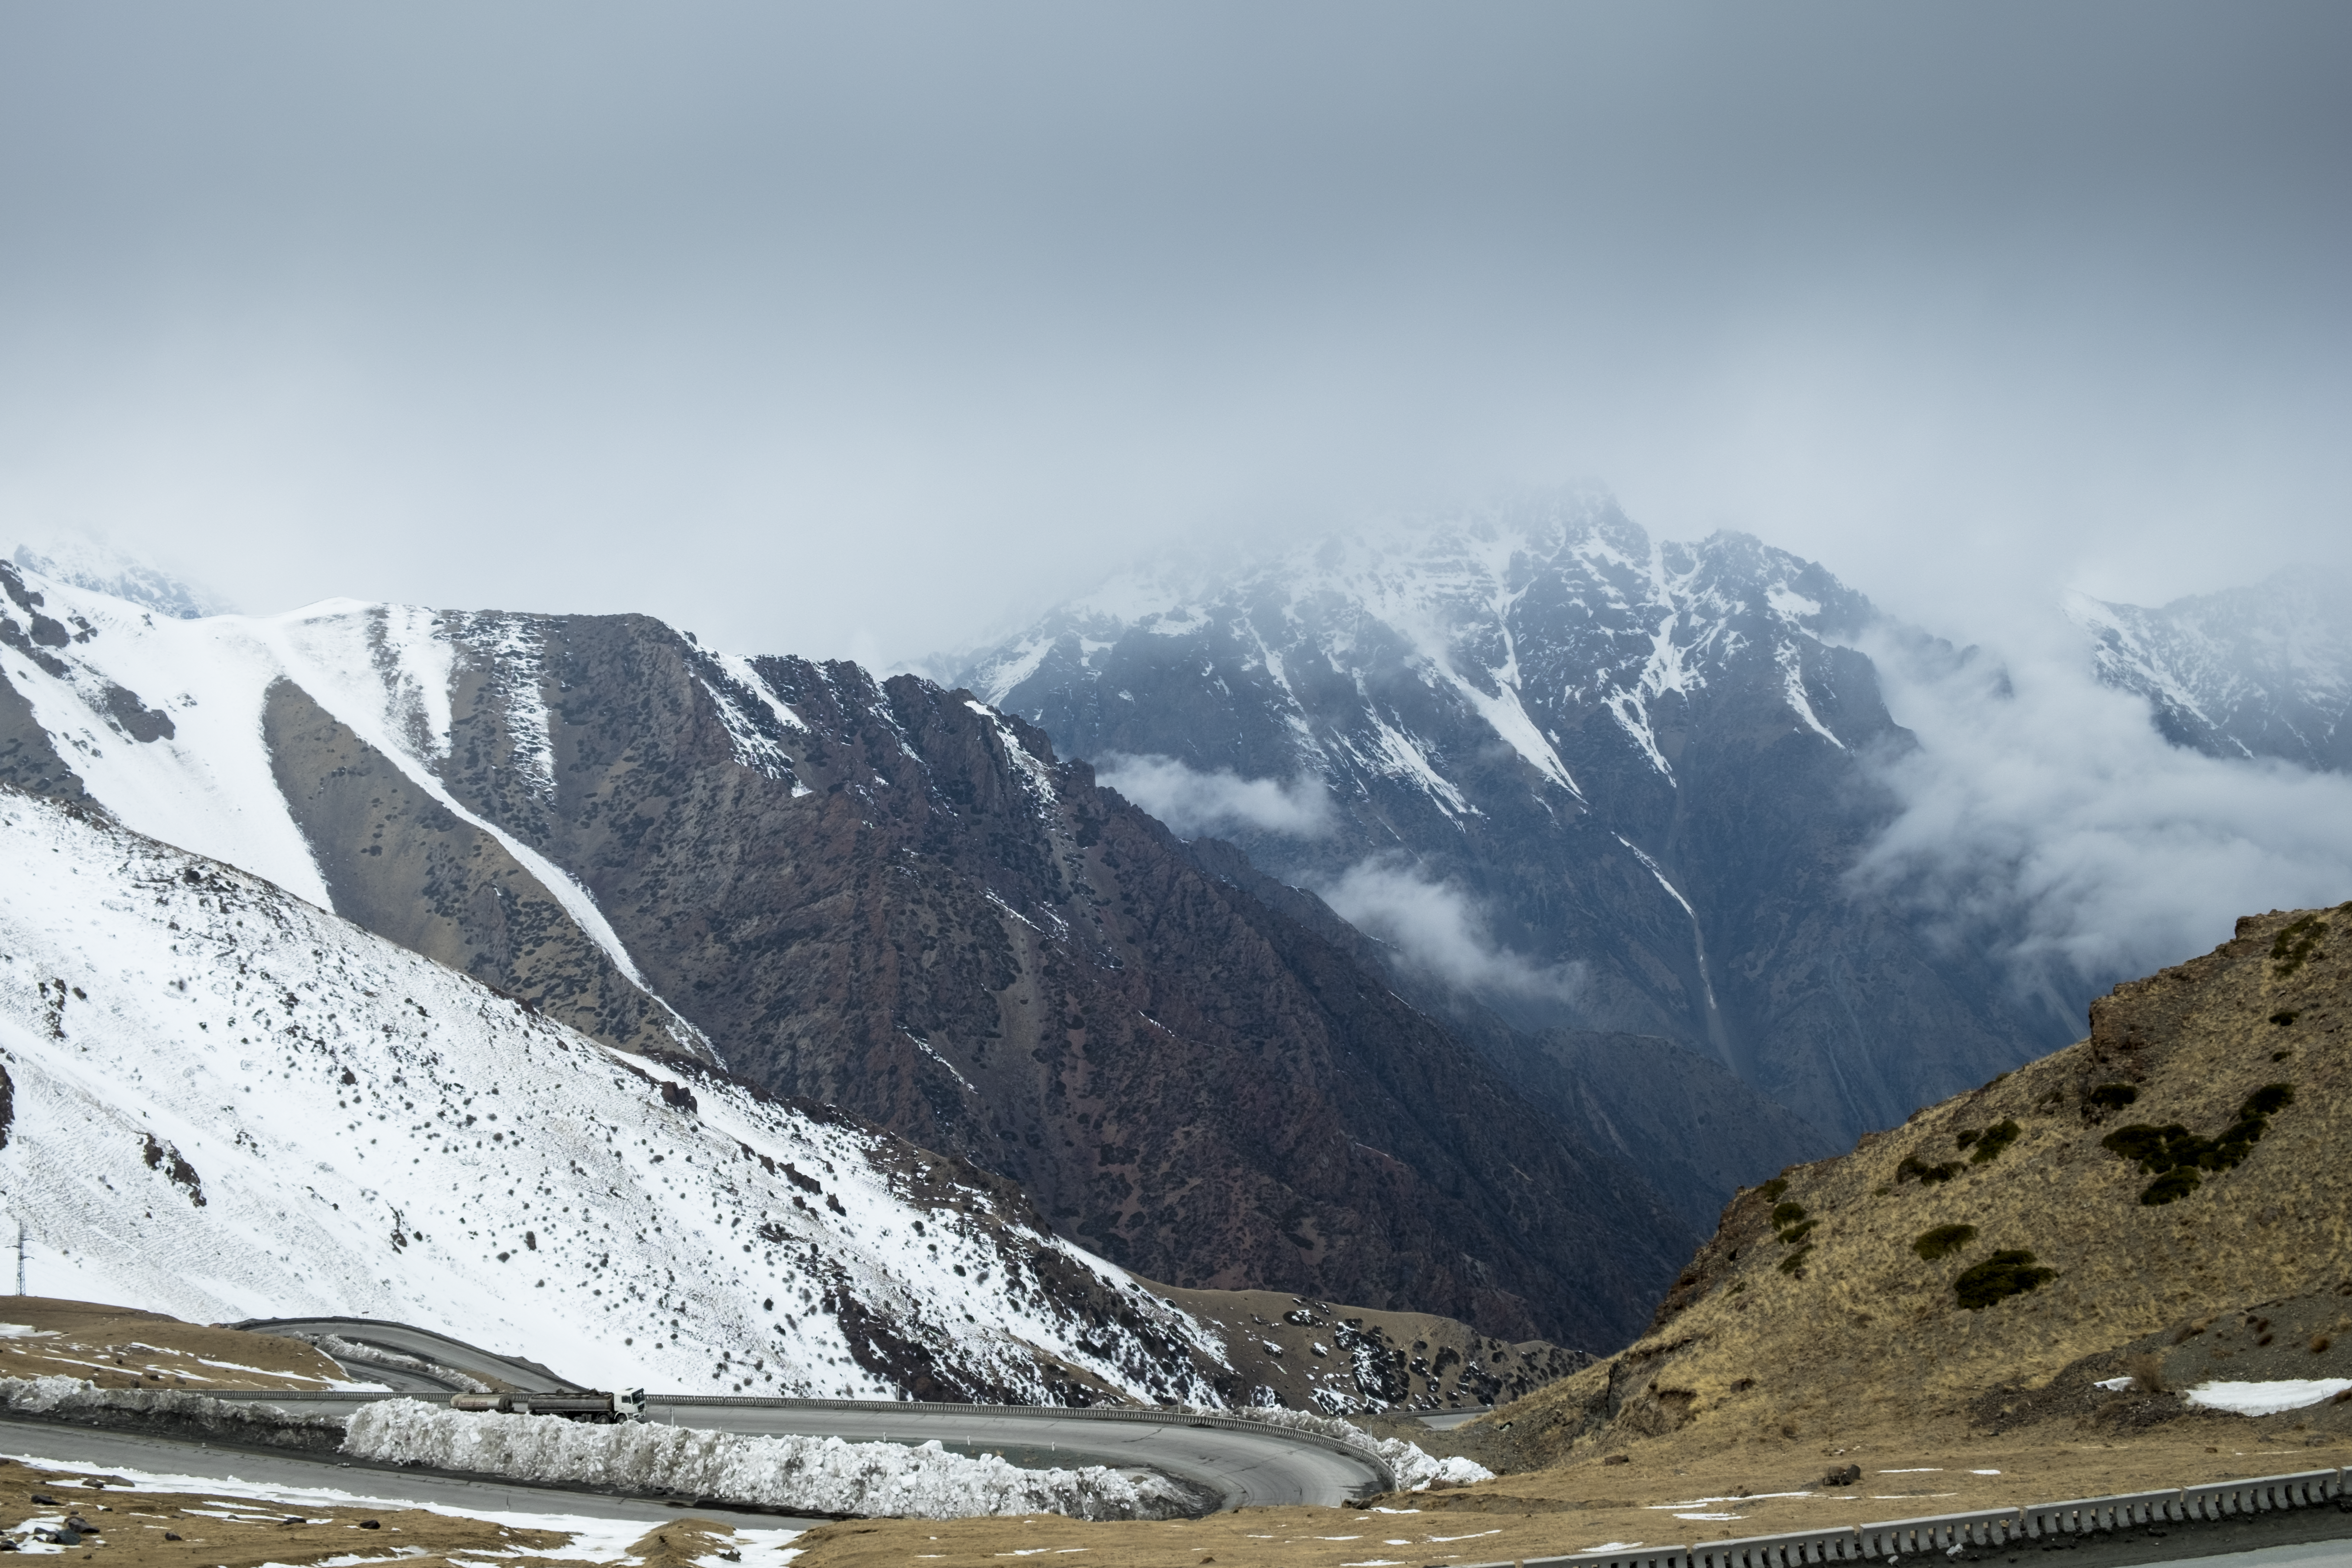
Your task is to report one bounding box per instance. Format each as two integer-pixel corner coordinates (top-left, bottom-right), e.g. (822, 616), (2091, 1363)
(410, 622), (1695, 1347)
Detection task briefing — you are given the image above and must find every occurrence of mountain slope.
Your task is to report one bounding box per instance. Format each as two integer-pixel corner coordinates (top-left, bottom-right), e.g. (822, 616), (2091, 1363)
(953, 493), (2049, 1143)
(2069, 568), (2352, 771)
(1176, 835), (1837, 1234)
(1498, 899), (2352, 1463)
(0, 787), (1237, 1406)
(0, 559), (1690, 1348)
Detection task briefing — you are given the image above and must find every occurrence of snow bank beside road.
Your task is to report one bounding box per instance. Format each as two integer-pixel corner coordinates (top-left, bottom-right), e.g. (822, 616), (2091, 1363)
(0, 1375), (342, 1448)
(1192, 1407), (1493, 1491)
(343, 1401), (1198, 1521)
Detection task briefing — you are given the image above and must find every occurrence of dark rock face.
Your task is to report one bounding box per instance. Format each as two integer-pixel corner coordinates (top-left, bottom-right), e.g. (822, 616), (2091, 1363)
(0, 563), (94, 803)
(261, 676), (698, 1062)
(1478, 1029), (1837, 1236)
(396, 619), (1692, 1348)
(955, 495), (2056, 1143)
(1176, 836), (1834, 1234)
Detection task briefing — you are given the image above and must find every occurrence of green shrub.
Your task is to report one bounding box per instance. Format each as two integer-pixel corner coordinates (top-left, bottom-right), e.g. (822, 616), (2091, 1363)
(1953, 1250), (2055, 1310)
(2242, 1083), (2295, 1117)
(2102, 1122), (2190, 1170)
(1968, 1119), (2022, 1164)
(1770, 1200), (1808, 1227)
(1897, 1155), (1963, 1185)
(1778, 1245), (1813, 1275)
(1955, 1127), (1980, 1148)
(1913, 1223), (1978, 1261)
(1758, 1177), (1789, 1202)
(2085, 1082), (2139, 1111)
(2100, 1082), (2294, 1191)
(2271, 916), (2327, 978)
(2140, 1167), (2202, 1205)
(1777, 1219), (1817, 1246)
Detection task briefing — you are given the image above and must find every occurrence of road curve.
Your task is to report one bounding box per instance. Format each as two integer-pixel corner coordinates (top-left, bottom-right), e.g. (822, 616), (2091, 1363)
(218, 1316), (1395, 1512)
(234, 1317), (587, 1394)
(238, 1391), (1390, 1512)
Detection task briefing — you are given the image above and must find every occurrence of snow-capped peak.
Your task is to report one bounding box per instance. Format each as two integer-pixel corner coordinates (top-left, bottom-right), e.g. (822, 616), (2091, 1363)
(11, 536), (232, 621)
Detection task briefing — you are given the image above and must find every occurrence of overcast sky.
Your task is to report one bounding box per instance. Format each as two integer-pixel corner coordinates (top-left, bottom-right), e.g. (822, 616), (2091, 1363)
(3, 3), (2345, 665)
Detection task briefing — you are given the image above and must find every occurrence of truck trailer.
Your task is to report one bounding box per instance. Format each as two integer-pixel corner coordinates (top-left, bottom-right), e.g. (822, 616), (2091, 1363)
(449, 1388), (647, 1423)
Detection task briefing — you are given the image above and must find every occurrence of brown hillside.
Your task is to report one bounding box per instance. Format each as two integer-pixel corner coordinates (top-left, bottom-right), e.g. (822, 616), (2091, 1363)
(1492, 901), (2352, 1464)
(0, 1298), (349, 1390)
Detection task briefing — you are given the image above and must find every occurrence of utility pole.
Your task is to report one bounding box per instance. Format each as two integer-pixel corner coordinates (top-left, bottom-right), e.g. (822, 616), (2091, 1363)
(15, 1221), (24, 1296)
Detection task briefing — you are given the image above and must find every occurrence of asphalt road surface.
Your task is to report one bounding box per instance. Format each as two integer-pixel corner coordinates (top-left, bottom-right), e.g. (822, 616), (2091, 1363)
(237, 1388), (1389, 1512)
(234, 1316), (587, 1394)
(216, 1316), (1393, 1511)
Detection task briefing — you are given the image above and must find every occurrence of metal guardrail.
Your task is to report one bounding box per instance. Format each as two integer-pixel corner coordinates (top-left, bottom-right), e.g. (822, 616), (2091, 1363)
(1487, 1464), (2351, 1568)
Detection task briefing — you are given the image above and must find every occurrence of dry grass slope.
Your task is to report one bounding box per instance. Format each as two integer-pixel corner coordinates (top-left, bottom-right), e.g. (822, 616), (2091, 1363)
(0, 1298), (353, 1391)
(1497, 902), (2352, 1464)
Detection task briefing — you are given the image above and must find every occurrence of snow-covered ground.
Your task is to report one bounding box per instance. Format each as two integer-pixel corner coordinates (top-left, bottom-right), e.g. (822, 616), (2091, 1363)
(343, 1399), (1195, 1520)
(0, 1441), (806, 1566)
(0, 791), (1229, 1404)
(2184, 1379), (2352, 1417)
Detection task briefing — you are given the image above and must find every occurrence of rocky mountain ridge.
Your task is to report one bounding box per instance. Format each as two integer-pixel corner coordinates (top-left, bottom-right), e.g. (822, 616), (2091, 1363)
(953, 492), (2052, 1144)
(2068, 567), (2352, 771)
(0, 557), (1690, 1349)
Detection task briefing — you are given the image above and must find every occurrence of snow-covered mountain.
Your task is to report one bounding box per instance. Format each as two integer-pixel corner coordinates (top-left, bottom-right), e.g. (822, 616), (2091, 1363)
(11, 539), (228, 621)
(2068, 567), (2352, 772)
(0, 554), (1690, 1350)
(953, 491), (2051, 1144)
(0, 789), (1230, 1405)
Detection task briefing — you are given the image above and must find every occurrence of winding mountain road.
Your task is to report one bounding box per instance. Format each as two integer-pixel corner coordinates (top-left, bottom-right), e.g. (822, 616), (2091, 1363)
(220, 1316), (1396, 1513)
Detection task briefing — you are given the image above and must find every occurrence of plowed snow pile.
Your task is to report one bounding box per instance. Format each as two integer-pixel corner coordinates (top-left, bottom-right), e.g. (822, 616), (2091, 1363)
(1205, 1407), (1492, 1491)
(342, 1401), (1196, 1520)
(0, 1373), (341, 1447)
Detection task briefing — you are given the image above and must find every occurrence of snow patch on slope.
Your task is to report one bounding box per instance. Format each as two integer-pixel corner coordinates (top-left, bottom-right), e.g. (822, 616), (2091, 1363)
(0, 792), (1226, 1404)
(0, 568), (670, 1016)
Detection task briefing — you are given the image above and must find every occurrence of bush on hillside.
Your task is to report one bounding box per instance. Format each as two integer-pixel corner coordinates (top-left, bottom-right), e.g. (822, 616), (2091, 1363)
(1966, 1119), (2021, 1164)
(1953, 1250), (2055, 1311)
(1912, 1223), (1977, 1262)
(2270, 916), (2327, 978)
(2140, 1167), (2202, 1205)
(1897, 1155), (1962, 1186)
(2101, 1081), (2294, 1194)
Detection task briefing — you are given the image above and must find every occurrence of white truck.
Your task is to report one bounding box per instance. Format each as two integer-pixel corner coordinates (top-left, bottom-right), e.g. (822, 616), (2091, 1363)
(449, 1388), (647, 1423)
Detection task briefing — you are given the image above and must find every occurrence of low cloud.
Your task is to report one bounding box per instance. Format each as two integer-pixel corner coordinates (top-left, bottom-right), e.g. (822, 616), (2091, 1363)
(1095, 754), (1334, 839)
(1853, 616), (2352, 1023)
(1318, 857), (1587, 1006)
